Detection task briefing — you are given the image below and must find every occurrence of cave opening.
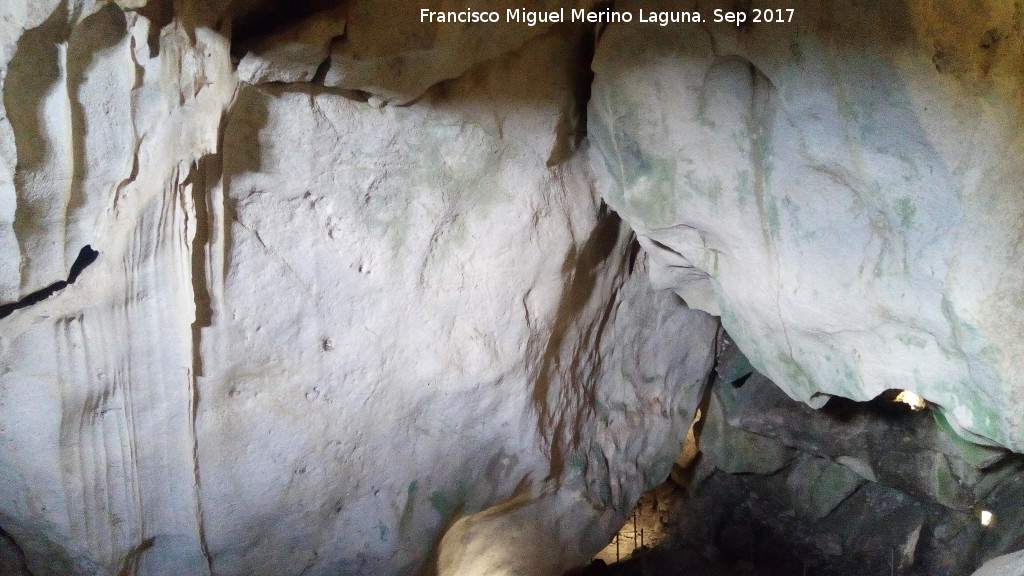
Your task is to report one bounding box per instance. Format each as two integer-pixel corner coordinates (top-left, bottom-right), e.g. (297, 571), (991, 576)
(564, 334), (1024, 576)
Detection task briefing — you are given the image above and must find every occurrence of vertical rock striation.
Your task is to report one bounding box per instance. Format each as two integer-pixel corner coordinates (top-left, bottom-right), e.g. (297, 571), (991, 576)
(2, 2), (235, 575)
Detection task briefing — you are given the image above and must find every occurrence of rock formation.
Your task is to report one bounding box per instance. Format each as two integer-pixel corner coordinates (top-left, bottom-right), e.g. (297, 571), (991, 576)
(589, 0), (1024, 451)
(1, 2), (717, 575)
(1, 0), (1022, 575)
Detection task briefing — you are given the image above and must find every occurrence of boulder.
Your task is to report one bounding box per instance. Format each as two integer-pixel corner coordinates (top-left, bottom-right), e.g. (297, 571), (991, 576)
(589, 0), (1024, 451)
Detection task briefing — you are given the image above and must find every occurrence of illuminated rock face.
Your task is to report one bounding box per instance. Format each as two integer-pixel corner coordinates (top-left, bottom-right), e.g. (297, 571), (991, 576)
(589, 0), (1024, 451)
(198, 29), (718, 576)
(0, 2), (716, 575)
(2, 0), (1024, 574)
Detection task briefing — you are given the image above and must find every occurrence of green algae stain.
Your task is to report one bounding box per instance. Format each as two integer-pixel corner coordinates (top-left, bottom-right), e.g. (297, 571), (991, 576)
(682, 170), (723, 207)
(704, 249), (721, 277)
(567, 449), (588, 479)
(397, 480), (419, 530)
(931, 453), (960, 505)
(896, 196), (916, 228)
(698, 112), (717, 130)
(789, 38), (804, 65)
(757, 130), (776, 183)
(837, 98), (859, 124)
(767, 197), (781, 237)
(775, 351), (815, 397)
(897, 333), (928, 349)
(428, 487), (465, 520)
(591, 91), (684, 228)
(735, 169), (753, 210)
(377, 521), (389, 543)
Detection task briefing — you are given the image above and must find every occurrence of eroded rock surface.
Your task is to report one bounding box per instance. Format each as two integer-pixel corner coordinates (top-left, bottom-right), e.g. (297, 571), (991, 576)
(3, 0), (1024, 574)
(0, 3), (715, 575)
(589, 0), (1024, 451)
(196, 27), (716, 576)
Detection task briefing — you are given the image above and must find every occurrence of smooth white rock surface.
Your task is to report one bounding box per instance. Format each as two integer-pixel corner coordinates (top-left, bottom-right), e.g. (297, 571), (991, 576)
(589, 0), (1024, 450)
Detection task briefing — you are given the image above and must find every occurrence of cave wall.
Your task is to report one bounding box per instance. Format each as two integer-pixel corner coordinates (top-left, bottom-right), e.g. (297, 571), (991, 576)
(0, 2), (718, 575)
(1, 0), (1023, 575)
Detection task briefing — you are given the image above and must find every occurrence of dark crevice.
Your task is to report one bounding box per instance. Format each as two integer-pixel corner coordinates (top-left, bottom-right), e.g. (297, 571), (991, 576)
(729, 372), (752, 388)
(309, 52), (334, 85)
(184, 159), (214, 336)
(67, 245), (99, 284)
(572, 21), (598, 148)
(626, 232), (640, 275)
(116, 537), (155, 576)
(133, 0), (174, 56)
(0, 245), (99, 320)
(646, 236), (690, 262)
(182, 151), (219, 576)
(230, 0), (350, 59)
(0, 525), (35, 576)
(547, 22), (598, 167)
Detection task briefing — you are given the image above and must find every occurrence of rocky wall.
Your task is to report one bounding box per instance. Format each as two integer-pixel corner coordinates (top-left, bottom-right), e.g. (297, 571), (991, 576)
(0, 2), (717, 575)
(589, 0), (1024, 451)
